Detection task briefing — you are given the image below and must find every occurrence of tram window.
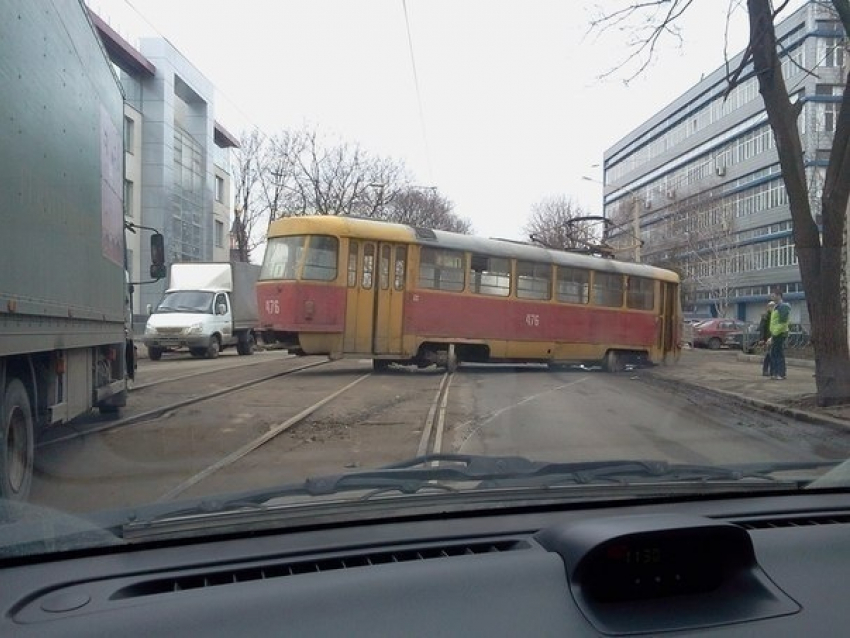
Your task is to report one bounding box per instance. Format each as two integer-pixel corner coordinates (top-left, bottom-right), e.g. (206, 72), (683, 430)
(259, 235), (305, 280)
(348, 241), (358, 287)
(593, 271), (624, 307)
(394, 246), (407, 290)
(380, 245), (391, 290)
(470, 254), (510, 297)
(419, 247), (464, 291)
(517, 261), (551, 300)
(627, 276), (655, 310)
(302, 236), (339, 281)
(363, 244), (375, 289)
(556, 266), (590, 304)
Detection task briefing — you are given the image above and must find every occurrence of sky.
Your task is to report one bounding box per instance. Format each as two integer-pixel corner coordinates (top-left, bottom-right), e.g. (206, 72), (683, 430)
(88, 0), (770, 242)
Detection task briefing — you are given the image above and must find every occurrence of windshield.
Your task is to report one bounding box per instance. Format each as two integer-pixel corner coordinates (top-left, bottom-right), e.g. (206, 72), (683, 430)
(154, 291), (215, 314)
(5, 0), (850, 560)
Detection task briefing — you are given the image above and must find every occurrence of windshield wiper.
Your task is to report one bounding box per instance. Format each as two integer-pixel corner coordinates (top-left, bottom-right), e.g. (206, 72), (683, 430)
(131, 455), (834, 526)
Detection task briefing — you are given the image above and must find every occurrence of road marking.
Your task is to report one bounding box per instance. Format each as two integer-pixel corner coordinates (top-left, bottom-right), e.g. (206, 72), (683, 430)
(456, 377), (590, 453)
(156, 373), (371, 502)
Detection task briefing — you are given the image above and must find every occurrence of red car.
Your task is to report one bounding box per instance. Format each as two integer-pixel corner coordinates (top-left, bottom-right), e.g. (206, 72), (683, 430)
(691, 318), (749, 350)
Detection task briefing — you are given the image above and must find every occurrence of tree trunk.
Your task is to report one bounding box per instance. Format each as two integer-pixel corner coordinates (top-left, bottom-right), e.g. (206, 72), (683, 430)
(748, 0), (850, 405)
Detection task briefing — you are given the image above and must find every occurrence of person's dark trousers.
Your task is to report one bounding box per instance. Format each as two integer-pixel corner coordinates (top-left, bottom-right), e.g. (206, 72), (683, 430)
(770, 334), (787, 378)
(762, 351), (772, 376)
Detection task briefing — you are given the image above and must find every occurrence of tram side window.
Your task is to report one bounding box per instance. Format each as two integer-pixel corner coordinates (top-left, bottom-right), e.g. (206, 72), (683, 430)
(419, 247), (465, 291)
(593, 272), (624, 307)
(627, 276), (655, 310)
(556, 266), (590, 304)
(259, 235), (305, 280)
(302, 236), (339, 281)
(517, 261), (551, 300)
(470, 254), (510, 297)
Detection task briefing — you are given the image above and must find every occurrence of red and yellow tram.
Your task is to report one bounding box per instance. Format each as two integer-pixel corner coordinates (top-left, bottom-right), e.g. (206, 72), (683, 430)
(256, 215), (681, 371)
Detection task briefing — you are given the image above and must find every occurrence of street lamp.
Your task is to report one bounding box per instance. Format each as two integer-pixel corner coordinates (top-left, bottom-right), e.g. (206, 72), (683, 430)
(582, 176), (642, 263)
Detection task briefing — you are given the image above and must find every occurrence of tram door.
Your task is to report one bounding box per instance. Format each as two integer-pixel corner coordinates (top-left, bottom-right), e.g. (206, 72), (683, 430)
(657, 281), (677, 354)
(344, 241), (406, 355)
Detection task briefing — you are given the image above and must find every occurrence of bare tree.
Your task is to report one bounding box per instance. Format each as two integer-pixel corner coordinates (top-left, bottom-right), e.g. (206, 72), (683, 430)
(381, 188), (472, 233)
(593, 0), (850, 405)
(524, 196), (604, 253)
(231, 128), (266, 261)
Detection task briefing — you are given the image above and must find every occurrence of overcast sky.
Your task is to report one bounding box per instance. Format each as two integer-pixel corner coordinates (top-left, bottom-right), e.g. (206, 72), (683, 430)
(89, 0), (788, 241)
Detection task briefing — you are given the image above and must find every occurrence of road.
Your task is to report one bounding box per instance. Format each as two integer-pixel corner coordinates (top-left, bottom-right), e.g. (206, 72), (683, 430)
(28, 351), (850, 514)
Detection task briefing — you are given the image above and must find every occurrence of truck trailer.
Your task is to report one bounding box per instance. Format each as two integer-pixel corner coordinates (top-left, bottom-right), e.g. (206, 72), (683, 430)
(0, 0), (136, 500)
(143, 263), (261, 360)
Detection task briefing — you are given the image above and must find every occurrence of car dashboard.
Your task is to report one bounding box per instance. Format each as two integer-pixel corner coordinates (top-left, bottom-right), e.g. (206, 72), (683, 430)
(2, 491), (849, 637)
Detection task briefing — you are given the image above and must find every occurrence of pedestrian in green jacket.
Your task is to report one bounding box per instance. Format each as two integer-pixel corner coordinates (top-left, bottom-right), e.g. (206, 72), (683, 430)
(769, 292), (791, 380)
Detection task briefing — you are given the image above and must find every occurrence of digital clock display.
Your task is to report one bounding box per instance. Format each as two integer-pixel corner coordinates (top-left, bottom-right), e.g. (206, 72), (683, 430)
(580, 530), (737, 602)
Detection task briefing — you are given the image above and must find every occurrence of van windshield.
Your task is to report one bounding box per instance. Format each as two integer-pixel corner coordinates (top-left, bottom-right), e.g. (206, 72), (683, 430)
(155, 291), (215, 314)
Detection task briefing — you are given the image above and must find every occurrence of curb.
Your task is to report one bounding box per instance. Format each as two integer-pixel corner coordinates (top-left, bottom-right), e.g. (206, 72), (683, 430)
(642, 370), (850, 432)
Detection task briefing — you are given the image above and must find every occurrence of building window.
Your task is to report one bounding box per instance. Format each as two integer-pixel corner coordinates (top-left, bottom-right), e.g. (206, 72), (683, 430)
(215, 175), (225, 203)
(124, 116), (134, 154)
(215, 220), (224, 248)
(124, 179), (134, 218)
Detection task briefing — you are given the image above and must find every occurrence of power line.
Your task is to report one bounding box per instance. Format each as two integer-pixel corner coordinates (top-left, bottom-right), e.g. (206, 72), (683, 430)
(401, 0), (433, 181)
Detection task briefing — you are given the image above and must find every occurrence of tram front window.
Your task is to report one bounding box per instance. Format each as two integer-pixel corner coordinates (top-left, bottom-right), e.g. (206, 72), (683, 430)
(259, 235), (306, 280)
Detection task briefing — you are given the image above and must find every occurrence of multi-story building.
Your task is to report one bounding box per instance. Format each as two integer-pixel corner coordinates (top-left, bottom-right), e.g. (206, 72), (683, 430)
(601, 0), (845, 326)
(89, 11), (239, 325)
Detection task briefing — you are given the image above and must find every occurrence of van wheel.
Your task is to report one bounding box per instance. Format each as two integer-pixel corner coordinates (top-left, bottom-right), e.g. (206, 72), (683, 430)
(1, 379), (34, 501)
(206, 337), (221, 359)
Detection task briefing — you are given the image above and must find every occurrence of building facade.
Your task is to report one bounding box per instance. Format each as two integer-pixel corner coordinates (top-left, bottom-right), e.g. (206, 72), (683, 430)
(89, 11), (239, 324)
(601, 1), (846, 326)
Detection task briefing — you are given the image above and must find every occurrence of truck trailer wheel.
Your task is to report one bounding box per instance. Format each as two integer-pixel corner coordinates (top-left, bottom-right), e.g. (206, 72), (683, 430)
(148, 346), (163, 361)
(1, 379), (34, 501)
(236, 333), (256, 356)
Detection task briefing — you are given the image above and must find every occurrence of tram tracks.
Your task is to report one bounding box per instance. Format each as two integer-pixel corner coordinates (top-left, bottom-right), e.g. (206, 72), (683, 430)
(37, 358), (331, 448)
(156, 368), (456, 502)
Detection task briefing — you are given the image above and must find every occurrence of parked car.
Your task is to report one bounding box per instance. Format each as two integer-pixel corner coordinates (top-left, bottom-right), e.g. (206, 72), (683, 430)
(736, 322), (811, 353)
(691, 318), (749, 350)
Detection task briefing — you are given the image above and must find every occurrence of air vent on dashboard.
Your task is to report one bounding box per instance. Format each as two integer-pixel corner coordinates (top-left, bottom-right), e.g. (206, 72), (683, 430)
(111, 539), (528, 600)
(732, 512), (850, 530)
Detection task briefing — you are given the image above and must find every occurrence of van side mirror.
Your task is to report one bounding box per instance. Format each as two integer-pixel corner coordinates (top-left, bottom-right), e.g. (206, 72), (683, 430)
(149, 233), (166, 280)
(217, 303), (228, 315)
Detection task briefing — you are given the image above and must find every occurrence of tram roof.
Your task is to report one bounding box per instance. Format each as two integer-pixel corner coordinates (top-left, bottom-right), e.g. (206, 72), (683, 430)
(266, 215), (679, 283)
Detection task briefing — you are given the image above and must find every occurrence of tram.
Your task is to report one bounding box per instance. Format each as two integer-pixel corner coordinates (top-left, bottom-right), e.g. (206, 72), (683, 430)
(256, 215), (681, 371)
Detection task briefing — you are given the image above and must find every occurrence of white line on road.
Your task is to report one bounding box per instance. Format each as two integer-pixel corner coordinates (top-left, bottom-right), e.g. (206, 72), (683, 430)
(156, 372), (372, 502)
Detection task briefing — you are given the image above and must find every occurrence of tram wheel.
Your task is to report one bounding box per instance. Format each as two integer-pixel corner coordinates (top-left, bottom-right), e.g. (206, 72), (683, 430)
(603, 350), (624, 373)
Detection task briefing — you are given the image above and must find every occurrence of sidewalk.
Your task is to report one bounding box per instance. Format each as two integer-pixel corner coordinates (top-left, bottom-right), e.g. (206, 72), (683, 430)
(645, 348), (850, 429)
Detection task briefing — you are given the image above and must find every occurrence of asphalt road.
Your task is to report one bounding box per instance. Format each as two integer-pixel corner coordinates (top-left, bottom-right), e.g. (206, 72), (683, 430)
(27, 356), (848, 514)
